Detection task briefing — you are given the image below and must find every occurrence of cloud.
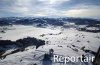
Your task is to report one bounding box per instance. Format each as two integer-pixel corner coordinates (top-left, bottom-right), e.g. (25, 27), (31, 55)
(0, 0), (100, 18)
(61, 4), (100, 18)
(63, 8), (100, 18)
(38, 0), (69, 5)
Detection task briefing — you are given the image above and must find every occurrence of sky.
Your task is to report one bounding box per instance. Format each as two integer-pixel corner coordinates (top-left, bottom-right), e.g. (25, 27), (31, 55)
(0, 0), (100, 18)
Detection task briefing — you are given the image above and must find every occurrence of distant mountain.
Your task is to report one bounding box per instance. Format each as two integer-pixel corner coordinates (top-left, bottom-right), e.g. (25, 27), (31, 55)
(0, 17), (100, 26)
(0, 18), (10, 26)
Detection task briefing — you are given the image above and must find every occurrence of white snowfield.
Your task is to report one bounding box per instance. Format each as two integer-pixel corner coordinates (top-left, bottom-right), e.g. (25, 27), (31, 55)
(0, 25), (100, 65)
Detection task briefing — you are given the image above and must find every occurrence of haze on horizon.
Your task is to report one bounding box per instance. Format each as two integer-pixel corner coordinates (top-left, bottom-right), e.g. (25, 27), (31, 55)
(0, 0), (100, 19)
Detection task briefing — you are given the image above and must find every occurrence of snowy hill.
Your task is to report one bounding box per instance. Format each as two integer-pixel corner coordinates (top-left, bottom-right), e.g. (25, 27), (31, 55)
(0, 24), (100, 65)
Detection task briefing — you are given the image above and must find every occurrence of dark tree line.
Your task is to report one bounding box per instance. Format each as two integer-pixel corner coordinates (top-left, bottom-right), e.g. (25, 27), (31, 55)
(0, 37), (45, 49)
(0, 37), (45, 59)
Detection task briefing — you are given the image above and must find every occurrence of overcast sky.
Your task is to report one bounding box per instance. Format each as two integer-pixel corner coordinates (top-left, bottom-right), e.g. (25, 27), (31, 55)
(0, 0), (100, 18)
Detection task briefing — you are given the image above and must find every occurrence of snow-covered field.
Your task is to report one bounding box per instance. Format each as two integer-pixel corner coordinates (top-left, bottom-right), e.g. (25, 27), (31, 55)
(0, 25), (100, 65)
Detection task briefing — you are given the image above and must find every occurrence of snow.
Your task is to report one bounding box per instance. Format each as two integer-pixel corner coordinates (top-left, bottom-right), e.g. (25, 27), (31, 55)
(0, 25), (61, 41)
(0, 25), (100, 65)
(86, 27), (100, 31)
